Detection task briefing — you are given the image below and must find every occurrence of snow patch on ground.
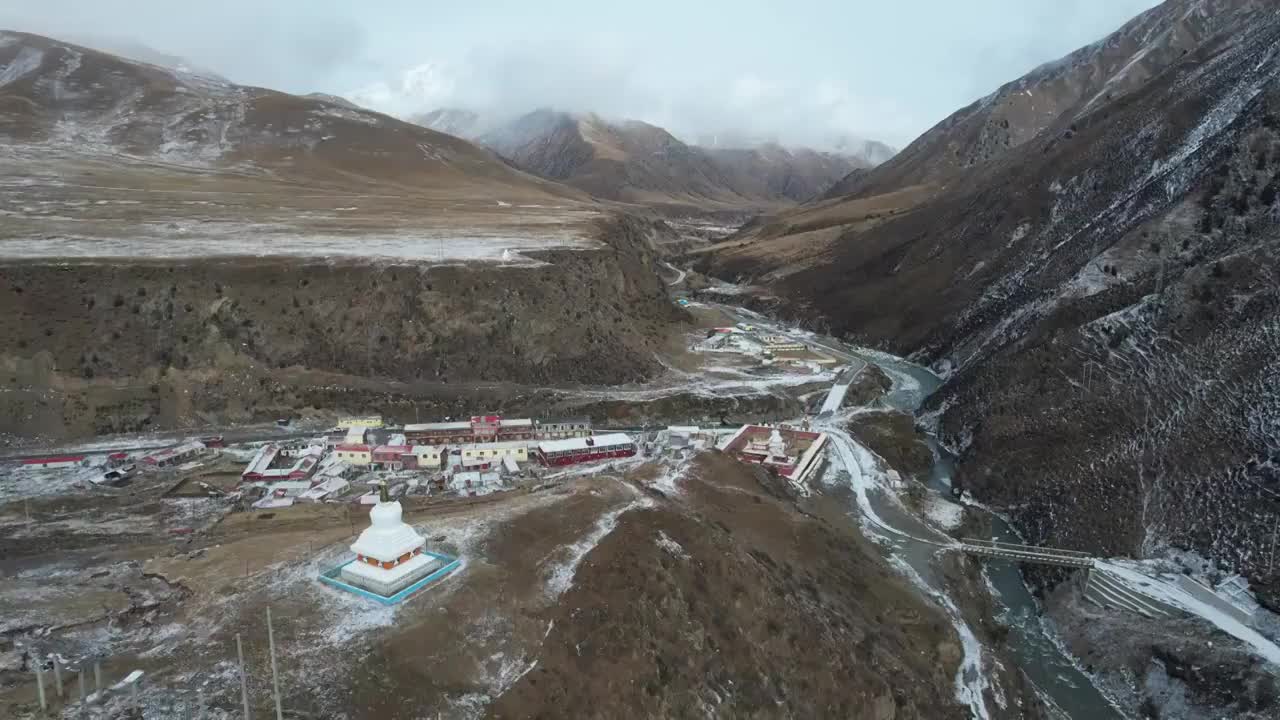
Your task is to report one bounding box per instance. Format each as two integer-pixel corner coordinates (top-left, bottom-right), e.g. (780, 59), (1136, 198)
(0, 461), (107, 503)
(925, 496), (964, 531)
(822, 428), (953, 548)
(819, 376), (854, 414)
(655, 530), (690, 561)
(889, 554), (991, 720)
(1097, 559), (1280, 666)
(1060, 259), (1123, 299)
(0, 46), (43, 87)
(0, 230), (598, 264)
(543, 491), (654, 599)
(647, 457), (690, 496)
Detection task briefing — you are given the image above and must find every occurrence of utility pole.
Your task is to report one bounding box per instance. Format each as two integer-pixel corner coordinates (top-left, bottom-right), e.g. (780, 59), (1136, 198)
(53, 656), (63, 698)
(34, 658), (47, 712)
(236, 634), (251, 720)
(266, 608), (283, 720)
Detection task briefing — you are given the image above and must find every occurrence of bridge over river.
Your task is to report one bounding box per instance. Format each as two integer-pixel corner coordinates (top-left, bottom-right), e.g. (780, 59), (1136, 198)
(959, 538), (1095, 568)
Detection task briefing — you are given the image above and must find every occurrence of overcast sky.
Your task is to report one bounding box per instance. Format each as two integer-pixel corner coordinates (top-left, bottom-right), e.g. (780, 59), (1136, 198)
(1, 0), (1162, 148)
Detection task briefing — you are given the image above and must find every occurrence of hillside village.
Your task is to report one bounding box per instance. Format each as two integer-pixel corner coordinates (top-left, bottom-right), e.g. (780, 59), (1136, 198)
(11, 405), (834, 512)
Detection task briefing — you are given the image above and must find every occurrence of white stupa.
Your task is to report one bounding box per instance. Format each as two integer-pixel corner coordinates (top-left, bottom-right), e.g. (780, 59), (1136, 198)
(767, 429), (787, 460)
(340, 484), (438, 597)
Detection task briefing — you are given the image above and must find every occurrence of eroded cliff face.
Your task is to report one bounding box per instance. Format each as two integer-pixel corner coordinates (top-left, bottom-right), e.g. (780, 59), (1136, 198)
(0, 215), (689, 439)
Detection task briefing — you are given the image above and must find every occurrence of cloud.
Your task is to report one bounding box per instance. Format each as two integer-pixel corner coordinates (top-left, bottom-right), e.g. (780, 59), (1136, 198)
(0, 0), (1164, 149)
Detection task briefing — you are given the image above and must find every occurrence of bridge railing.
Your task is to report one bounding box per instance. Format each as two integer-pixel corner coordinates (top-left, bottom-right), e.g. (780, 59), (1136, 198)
(959, 538), (1095, 568)
(960, 538), (1093, 558)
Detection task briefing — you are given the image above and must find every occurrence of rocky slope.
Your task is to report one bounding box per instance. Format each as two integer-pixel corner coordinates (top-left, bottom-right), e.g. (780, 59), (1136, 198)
(0, 31), (578, 197)
(0, 212), (687, 439)
(491, 454), (1042, 720)
(0, 32), (694, 440)
(697, 0), (1280, 632)
(833, 0), (1274, 199)
(721, 0), (1277, 262)
(414, 108), (873, 208)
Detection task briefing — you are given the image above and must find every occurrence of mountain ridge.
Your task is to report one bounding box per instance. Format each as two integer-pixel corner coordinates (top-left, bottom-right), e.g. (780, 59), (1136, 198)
(414, 106), (882, 208)
(0, 30), (584, 199)
(697, 0), (1280, 623)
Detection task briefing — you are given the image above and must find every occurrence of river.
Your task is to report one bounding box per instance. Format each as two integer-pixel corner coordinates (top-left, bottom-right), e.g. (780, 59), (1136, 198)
(681, 297), (1124, 716)
(844, 347), (1127, 720)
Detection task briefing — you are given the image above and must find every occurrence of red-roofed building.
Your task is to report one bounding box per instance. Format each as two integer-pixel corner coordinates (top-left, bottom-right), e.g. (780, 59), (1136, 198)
(22, 456), (86, 469)
(534, 434), (636, 467)
(370, 445), (412, 470)
(403, 415), (536, 445)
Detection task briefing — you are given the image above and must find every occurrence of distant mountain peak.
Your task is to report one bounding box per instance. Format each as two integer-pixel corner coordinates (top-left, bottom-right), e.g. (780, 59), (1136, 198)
(409, 106), (879, 207)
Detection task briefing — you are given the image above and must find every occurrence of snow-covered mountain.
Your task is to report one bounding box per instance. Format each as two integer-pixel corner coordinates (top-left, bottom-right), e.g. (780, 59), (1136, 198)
(343, 63), (897, 170)
(412, 107), (878, 207)
(410, 107), (510, 141)
(695, 129), (897, 167)
(60, 33), (229, 83)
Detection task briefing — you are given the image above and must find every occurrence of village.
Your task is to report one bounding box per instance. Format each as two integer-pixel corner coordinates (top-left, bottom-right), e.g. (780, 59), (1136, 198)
(11, 410), (831, 514)
(0, 308), (844, 717)
(7, 316), (840, 514)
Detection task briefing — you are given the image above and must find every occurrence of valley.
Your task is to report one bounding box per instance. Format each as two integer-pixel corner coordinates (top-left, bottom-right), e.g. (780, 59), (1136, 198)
(695, 0), (1280, 632)
(4, 2), (1280, 718)
(414, 108), (885, 212)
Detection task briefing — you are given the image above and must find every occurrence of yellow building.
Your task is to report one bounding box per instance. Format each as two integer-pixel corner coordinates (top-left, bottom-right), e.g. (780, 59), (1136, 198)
(338, 416), (384, 429)
(335, 444), (372, 465)
(460, 441), (528, 467)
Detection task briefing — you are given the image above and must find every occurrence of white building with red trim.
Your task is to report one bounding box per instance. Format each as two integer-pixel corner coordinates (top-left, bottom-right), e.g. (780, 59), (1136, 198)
(334, 444), (372, 466)
(403, 415), (537, 446)
(241, 444), (322, 482)
(535, 433), (637, 467)
(21, 455), (86, 470)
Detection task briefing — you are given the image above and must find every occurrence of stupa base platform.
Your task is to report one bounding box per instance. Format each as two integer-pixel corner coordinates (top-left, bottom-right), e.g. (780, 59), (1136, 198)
(319, 551), (461, 605)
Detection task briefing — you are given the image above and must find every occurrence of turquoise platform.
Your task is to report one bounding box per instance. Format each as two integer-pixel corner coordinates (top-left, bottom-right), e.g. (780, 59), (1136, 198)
(318, 551), (461, 605)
